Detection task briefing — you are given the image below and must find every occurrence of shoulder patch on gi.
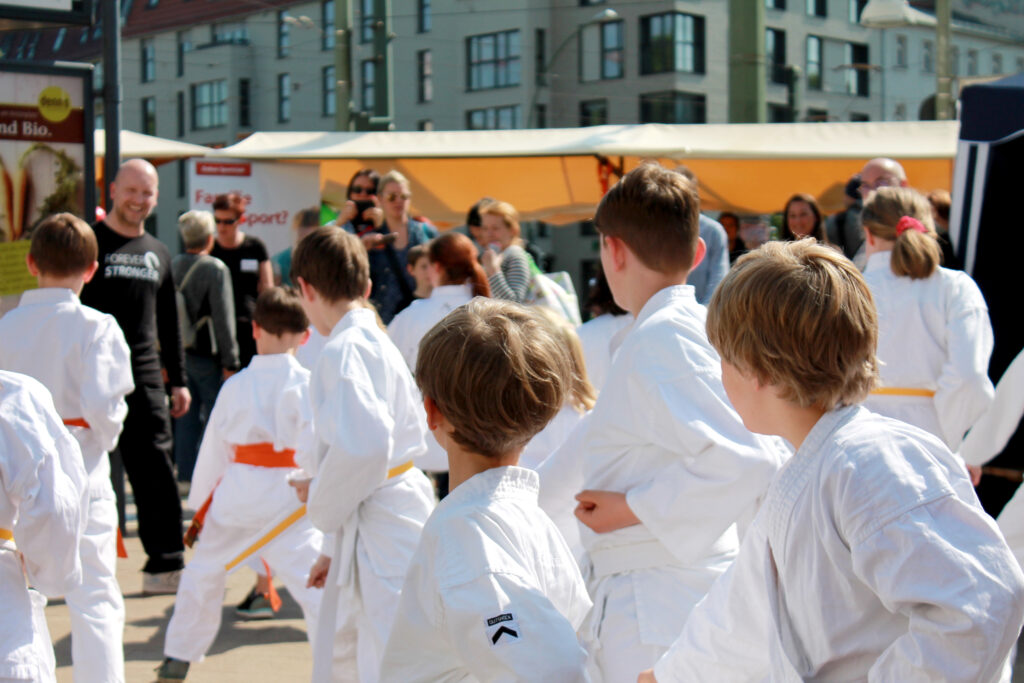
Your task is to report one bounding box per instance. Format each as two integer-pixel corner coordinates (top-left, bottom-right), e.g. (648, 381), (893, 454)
(485, 613), (520, 645)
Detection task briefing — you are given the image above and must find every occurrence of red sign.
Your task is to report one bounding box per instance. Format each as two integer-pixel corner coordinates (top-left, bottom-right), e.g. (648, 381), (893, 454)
(196, 161), (251, 177)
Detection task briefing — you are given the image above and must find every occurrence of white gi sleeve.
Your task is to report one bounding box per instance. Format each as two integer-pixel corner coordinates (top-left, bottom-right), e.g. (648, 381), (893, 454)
(1, 375), (87, 596)
(80, 316), (134, 455)
(307, 372), (392, 534)
(624, 368), (783, 563)
(654, 525), (773, 683)
(934, 276), (994, 450)
(853, 495), (1024, 682)
(442, 573), (589, 682)
(187, 388), (235, 511)
(959, 347), (1024, 467)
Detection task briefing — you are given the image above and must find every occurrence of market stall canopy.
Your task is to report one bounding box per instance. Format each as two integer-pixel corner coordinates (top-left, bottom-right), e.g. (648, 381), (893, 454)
(213, 121), (959, 225)
(95, 129), (213, 161)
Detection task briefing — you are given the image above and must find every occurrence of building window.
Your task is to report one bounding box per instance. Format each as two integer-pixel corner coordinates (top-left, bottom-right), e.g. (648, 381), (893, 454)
(580, 99), (608, 126)
(806, 107), (828, 121)
(466, 30), (521, 91)
(966, 48), (978, 75)
(191, 79), (228, 129)
(142, 97), (156, 134)
(806, 0), (827, 17)
(212, 22), (248, 45)
(418, 119), (434, 131)
(361, 60), (375, 111)
(360, 0), (374, 43)
(601, 20), (624, 79)
(322, 66), (336, 116)
(766, 28), (786, 84)
(176, 91), (185, 136)
(993, 53), (1003, 75)
(93, 61), (103, 93)
(640, 12), (705, 75)
(768, 103), (790, 122)
(54, 27), (66, 51)
(845, 42), (869, 96)
(894, 34), (907, 67)
(418, 0), (431, 33)
(535, 104), (547, 128)
(848, 0), (867, 22)
(278, 11), (291, 58)
(322, 0), (335, 50)
(850, 112), (869, 121)
(923, 41), (935, 73)
(535, 28), (546, 85)
(417, 50), (433, 103)
(951, 46), (960, 76)
(766, 0), (786, 10)
(639, 90), (706, 123)
(465, 104), (521, 130)
(176, 31), (192, 78)
(178, 160), (186, 198)
(278, 73), (291, 123)
(893, 103), (906, 120)
(141, 39), (155, 83)
(239, 78), (251, 126)
(806, 36), (822, 90)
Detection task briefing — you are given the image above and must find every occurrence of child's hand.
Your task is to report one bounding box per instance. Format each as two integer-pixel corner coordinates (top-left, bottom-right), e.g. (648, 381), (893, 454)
(574, 489), (641, 533)
(289, 478), (311, 503)
(307, 554), (331, 589)
(637, 669), (658, 683)
(966, 463), (982, 487)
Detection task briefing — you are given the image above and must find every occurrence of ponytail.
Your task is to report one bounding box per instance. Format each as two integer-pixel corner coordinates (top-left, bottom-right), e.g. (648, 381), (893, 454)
(429, 232), (492, 297)
(861, 187), (940, 280)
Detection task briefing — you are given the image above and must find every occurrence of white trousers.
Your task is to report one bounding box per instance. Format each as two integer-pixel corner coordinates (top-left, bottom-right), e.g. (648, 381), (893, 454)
(584, 574), (667, 683)
(163, 513), (323, 663)
(64, 495), (124, 683)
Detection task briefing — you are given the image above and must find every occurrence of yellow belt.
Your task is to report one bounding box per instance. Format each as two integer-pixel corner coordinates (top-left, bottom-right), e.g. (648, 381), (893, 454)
(387, 461), (414, 479)
(870, 387), (936, 398)
(0, 528), (12, 542)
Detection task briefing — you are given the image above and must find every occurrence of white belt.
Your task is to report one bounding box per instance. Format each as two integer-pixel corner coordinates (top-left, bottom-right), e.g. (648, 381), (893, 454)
(590, 539), (678, 577)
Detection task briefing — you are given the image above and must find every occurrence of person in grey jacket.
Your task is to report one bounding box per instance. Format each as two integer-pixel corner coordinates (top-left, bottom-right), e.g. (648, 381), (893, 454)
(172, 210), (239, 486)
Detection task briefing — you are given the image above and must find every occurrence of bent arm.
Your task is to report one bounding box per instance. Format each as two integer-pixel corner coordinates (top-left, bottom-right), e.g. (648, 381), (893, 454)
(959, 348), (1024, 467)
(488, 248), (531, 303)
(80, 318), (134, 454)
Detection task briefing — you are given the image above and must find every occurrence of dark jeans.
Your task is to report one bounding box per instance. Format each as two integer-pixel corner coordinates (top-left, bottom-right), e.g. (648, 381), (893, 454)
(173, 353), (223, 483)
(114, 381), (185, 573)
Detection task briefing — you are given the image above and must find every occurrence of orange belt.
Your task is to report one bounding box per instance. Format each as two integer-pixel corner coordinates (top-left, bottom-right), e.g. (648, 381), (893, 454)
(233, 443), (297, 468)
(63, 418), (91, 429)
(870, 387), (936, 398)
(387, 461), (414, 479)
(0, 528), (12, 542)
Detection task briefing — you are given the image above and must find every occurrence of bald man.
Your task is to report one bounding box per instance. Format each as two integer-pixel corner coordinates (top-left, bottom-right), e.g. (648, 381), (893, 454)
(845, 158), (909, 268)
(81, 159), (191, 593)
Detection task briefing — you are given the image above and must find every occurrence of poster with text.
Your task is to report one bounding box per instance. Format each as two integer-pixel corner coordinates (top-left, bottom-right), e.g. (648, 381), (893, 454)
(189, 159), (320, 258)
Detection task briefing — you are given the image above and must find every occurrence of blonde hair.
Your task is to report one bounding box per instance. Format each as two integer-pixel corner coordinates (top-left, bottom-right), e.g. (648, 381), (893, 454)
(479, 200), (523, 246)
(178, 210), (215, 250)
(531, 306), (596, 413)
(707, 239), (878, 410)
(378, 170), (410, 195)
(861, 187), (941, 279)
(416, 298), (571, 458)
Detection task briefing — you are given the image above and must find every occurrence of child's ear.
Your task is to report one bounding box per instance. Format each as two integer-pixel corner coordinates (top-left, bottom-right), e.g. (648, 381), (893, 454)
(423, 396), (443, 432)
(25, 253), (40, 277)
(603, 235), (628, 273)
(691, 237), (707, 271)
(363, 279), (373, 300)
(296, 276), (315, 302)
(251, 321), (261, 341)
(82, 260), (99, 283)
(299, 327), (311, 346)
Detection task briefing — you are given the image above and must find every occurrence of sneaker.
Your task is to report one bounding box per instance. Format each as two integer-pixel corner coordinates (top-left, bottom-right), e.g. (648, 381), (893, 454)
(235, 587), (274, 619)
(142, 569), (182, 596)
(155, 657), (189, 682)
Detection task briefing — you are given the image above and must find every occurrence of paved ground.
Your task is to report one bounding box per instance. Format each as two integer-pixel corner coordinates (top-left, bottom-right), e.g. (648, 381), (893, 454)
(44, 502), (314, 682)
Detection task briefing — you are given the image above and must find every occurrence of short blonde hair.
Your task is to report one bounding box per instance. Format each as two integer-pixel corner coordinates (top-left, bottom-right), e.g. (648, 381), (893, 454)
(479, 200), (522, 243)
(707, 239), (878, 410)
(378, 169), (410, 195)
(416, 298), (571, 458)
(531, 306), (596, 413)
(178, 210), (215, 250)
(862, 186), (941, 279)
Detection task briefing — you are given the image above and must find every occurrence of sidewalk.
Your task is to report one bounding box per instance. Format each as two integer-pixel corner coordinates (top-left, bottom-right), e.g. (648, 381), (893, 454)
(44, 501), (313, 682)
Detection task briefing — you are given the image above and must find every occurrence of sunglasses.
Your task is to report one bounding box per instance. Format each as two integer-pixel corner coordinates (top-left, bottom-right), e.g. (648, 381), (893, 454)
(350, 185), (375, 196)
(385, 192), (411, 202)
(215, 217), (238, 225)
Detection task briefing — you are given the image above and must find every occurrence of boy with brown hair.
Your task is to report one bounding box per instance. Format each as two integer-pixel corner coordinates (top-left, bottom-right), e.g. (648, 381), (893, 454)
(158, 287), (324, 682)
(643, 240), (1024, 682)
(0, 213), (133, 683)
(291, 227), (435, 683)
(378, 299), (591, 681)
(563, 163), (788, 680)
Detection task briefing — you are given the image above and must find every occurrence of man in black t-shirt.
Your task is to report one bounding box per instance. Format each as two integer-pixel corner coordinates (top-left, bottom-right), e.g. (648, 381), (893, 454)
(81, 159), (191, 593)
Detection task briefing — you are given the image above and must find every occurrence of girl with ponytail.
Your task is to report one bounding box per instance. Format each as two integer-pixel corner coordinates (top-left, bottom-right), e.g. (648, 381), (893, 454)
(861, 186), (994, 449)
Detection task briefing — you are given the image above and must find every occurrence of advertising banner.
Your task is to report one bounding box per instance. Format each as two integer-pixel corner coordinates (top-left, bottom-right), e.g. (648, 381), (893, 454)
(189, 158), (320, 257)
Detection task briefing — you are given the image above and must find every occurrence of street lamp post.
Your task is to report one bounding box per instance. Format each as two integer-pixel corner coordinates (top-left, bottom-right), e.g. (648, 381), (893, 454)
(527, 8), (619, 129)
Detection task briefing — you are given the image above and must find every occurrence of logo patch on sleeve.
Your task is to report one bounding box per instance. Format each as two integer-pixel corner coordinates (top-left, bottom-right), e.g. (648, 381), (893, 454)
(485, 613), (520, 645)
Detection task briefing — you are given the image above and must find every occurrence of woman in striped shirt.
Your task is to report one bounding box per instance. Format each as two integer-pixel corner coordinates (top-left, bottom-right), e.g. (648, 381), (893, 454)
(480, 200), (537, 304)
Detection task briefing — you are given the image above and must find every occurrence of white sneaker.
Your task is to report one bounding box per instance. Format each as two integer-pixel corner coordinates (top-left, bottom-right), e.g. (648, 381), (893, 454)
(142, 569), (182, 596)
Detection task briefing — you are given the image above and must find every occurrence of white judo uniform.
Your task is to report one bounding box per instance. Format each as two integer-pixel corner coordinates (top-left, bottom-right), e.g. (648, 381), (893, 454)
(0, 371), (87, 683)
(575, 312), (633, 393)
(163, 353), (324, 663)
(519, 404), (587, 471)
(862, 251), (994, 450)
(379, 467), (592, 682)
(568, 285), (789, 682)
(654, 405), (1024, 683)
(961, 347), (1024, 570)
(306, 308), (436, 683)
(0, 287), (133, 683)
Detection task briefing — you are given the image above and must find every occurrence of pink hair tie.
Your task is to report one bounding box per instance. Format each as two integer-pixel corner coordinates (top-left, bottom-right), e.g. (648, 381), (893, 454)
(895, 216), (927, 236)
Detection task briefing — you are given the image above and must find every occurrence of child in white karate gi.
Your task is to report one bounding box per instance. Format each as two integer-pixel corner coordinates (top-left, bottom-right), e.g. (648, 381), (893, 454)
(291, 228), (436, 683)
(564, 163), (788, 681)
(379, 298), (592, 681)
(0, 370), (87, 683)
(0, 213), (133, 683)
(642, 240), (1024, 683)
(158, 287), (324, 682)
(860, 186), (994, 450)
